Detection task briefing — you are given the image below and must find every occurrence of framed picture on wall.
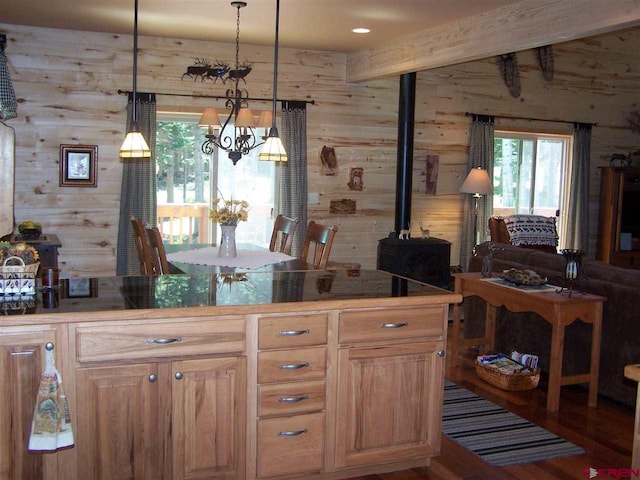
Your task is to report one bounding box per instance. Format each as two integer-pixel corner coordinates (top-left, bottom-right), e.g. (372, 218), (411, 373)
(60, 144), (98, 187)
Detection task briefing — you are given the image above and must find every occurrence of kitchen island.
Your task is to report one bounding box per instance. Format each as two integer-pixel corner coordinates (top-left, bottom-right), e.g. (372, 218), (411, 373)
(0, 269), (460, 480)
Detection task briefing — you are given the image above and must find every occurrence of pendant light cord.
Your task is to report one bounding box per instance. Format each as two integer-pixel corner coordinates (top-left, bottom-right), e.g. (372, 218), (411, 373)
(271, 0), (280, 129)
(132, 0), (139, 127)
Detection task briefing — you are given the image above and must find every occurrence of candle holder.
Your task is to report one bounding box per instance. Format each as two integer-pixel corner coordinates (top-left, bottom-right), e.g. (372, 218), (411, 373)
(557, 249), (584, 297)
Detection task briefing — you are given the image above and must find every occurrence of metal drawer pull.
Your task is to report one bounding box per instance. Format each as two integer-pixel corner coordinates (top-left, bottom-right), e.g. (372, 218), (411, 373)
(278, 394), (310, 403)
(147, 337), (182, 344)
(380, 322), (409, 329)
(278, 362), (310, 370)
(278, 329), (310, 336)
(278, 428), (308, 437)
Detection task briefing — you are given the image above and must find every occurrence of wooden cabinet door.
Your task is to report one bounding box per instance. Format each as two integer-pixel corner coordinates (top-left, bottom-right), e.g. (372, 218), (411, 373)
(335, 341), (444, 468)
(0, 328), (57, 480)
(171, 357), (246, 480)
(76, 363), (162, 480)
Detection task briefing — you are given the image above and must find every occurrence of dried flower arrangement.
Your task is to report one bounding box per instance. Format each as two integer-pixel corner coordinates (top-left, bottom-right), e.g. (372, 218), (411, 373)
(209, 198), (249, 226)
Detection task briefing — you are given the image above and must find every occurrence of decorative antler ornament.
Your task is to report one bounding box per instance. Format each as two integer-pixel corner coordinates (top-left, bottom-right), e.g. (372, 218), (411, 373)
(497, 53), (521, 98)
(536, 45), (554, 81)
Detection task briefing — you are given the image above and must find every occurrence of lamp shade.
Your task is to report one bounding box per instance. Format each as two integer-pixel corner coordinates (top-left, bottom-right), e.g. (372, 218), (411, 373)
(259, 128), (287, 162)
(257, 110), (273, 129)
(235, 107), (255, 127)
(198, 108), (221, 128)
(460, 167), (492, 195)
(119, 130), (151, 158)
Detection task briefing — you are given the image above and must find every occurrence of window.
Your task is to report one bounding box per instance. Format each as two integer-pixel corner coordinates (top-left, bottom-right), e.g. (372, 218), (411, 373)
(493, 131), (572, 245)
(156, 112), (275, 247)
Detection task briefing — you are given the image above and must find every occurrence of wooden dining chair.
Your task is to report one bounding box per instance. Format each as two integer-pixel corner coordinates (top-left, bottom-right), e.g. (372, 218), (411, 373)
(300, 221), (338, 269)
(130, 215), (156, 275)
(145, 224), (170, 275)
(269, 214), (299, 255)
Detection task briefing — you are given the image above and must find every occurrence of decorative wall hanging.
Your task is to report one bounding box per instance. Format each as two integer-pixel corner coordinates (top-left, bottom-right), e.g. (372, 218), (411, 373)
(497, 53), (521, 98)
(320, 146), (338, 175)
(536, 45), (554, 81)
(330, 199), (356, 214)
(347, 167), (363, 190)
(426, 154), (439, 195)
(182, 58), (230, 83)
(59, 144), (98, 187)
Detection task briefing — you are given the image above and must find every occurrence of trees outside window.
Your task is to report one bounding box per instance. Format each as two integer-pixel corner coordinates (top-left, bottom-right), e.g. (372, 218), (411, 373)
(156, 114), (275, 247)
(493, 131), (571, 244)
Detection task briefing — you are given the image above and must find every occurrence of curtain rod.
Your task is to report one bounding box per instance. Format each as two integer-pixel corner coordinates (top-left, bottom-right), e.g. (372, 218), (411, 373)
(117, 89), (315, 105)
(465, 111), (597, 127)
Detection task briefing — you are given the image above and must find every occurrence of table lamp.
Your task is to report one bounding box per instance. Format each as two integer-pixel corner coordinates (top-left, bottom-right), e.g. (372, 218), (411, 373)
(460, 167), (493, 247)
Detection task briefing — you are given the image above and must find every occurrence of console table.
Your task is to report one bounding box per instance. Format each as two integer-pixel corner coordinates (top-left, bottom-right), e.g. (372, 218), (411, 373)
(451, 273), (606, 411)
(9, 233), (61, 269)
(625, 364), (640, 469)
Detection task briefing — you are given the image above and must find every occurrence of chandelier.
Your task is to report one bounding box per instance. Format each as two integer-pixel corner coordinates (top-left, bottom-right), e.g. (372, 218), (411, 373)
(199, 1), (265, 165)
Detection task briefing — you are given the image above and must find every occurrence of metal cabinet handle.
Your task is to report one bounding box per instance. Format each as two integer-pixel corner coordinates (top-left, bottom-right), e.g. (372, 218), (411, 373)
(437, 350), (445, 357)
(175, 372), (184, 380)
(278, 394), (310, 403)
(147, 337), (182, 344)
(380, 322), (409, 329)
(277, 428), (308, 437)
(278, 362), (310, 370)
(278, 329), (310, 336)
(148, 374), (157, 383)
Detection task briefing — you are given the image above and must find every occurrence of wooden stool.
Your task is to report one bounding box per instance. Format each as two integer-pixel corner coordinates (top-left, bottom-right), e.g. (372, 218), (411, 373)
(625, 364), (640, 469)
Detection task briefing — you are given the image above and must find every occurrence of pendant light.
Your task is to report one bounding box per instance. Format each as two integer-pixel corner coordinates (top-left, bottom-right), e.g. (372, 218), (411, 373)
(119, 0), (151, 158)
(199, 1), (260, 165)
(259, 0), (287, 162)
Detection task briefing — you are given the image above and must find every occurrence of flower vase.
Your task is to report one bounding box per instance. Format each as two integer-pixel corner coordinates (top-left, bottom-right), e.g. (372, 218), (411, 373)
(218, 225), (237, 258)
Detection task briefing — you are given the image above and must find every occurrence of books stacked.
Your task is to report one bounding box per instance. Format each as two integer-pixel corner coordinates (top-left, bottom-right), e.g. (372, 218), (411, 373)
(510, 350), (539, 369)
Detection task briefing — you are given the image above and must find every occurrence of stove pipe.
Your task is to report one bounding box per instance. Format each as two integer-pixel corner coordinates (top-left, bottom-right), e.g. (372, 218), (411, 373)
(395, 73), (416, 235)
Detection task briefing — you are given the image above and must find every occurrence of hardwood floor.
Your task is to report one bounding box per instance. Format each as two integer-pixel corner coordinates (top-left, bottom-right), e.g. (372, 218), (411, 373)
(349, 324), (635, 480)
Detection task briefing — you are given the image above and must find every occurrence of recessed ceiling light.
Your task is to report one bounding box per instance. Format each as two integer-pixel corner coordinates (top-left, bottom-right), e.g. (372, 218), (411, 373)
(352, 28), (370, 34)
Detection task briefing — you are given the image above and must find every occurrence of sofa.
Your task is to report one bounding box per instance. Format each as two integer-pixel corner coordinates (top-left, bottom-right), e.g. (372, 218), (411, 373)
(465, 241), (640, 407)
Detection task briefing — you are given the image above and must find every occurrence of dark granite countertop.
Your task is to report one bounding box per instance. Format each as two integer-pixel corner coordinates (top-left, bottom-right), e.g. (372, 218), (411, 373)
(1, 269), (457, 317)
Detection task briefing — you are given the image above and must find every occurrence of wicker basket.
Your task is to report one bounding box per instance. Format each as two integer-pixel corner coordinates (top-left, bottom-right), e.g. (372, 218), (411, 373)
(475, 360), (540, 391)
(0, 256), (40, 295)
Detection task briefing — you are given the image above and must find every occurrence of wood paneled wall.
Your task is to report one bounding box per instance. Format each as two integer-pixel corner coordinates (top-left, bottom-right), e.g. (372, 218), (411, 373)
(1, 23), (638, 276)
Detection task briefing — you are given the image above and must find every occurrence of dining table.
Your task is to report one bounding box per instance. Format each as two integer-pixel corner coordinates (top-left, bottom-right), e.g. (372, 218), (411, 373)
(165, 243), (353, 275)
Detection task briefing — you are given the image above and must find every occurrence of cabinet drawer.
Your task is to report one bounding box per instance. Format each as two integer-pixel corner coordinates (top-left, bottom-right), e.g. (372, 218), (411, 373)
(257, 347), (326, 384)
(258, 380), (326, 417)
(76, 318), (245, 362)
(340, 307), (444, 344)
(258, 314), (328, 349)
(257, 412), (324, 478)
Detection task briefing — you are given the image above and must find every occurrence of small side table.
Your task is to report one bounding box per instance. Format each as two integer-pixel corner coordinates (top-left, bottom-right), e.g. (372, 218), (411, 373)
(9, 234), (61, 269)
(625, 364), (640, 469)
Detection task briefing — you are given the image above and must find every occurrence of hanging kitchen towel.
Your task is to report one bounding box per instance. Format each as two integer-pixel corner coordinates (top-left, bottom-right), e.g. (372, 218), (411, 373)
(0, 36), (17, 121)
(28, 346), (74, 452)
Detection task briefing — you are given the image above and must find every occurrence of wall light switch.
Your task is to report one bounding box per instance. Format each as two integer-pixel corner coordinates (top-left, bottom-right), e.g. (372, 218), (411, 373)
(308, 193), (320, 204)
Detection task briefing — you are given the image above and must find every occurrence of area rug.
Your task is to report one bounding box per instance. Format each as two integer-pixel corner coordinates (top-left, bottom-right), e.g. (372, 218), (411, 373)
(442, 380), (585, 467)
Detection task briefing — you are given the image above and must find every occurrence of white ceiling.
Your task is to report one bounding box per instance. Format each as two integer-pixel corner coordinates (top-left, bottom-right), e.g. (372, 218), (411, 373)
(2, 0), (520, 53)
